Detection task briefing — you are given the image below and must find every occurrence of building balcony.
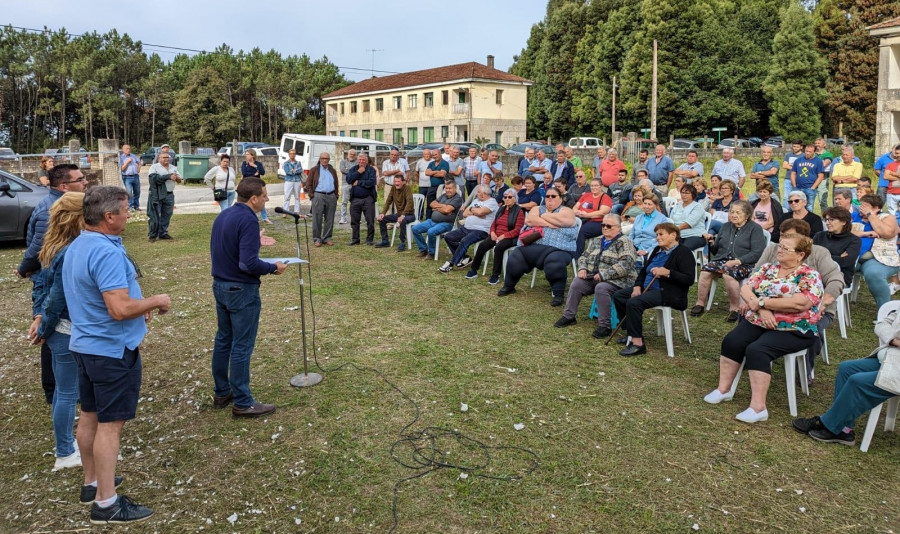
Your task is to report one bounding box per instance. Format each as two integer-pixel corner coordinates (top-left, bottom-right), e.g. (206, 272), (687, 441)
(452, 103), (470, 115)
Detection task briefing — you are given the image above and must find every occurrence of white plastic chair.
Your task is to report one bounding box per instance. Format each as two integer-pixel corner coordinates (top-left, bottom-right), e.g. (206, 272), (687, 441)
(663, 196), (678, 214)
(434, 218), (460, 261)
(728, 349), (809, 416)
(860, 396), (899, 453)
(391, 193), (425, 248)
(651, 306), (692, 358)
(482, 246), (513, 277)
(834, 258), (858, 338)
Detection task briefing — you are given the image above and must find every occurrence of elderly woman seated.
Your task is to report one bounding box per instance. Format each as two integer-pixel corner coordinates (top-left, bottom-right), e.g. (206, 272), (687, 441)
(704, 234), (823, 423)
(628, 193), (671, 265)
(554, 214), (637, 339)
(612, 222), (696, 356)
(792, 302), (900, 445)
(498, 186), (578, 306)
(668, 184), (707, 251)
(691, 200), (768, 321)
(853, 194), (900, 311)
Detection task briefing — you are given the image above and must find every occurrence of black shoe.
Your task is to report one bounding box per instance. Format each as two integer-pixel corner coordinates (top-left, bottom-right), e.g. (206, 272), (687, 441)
(90, 494), (152, 524)
(791, 415), (825, 435)
(213, 392), (234, 409)
(148, 237), (157, 242)
(374, 241), (389, 248)
(366, 241), (374, 246)
(465, 269), (478, 280)
(488, 274), (500, 285)
(158, 234), (172, 240)
(416, 250), (428, 258)
(456, 256), (473, 269)
(550, 293), (564, 307)
(497, 286), (517, 297)
(689, 305), (706, 317)
(554, 316), (577, 328)
(615, 336), (629, 345)
(348, 241), (361, 246)
(80, 476), (124, 504)
(726, 311), (740, 323)
(592, 326), (613, 339)
(620, 344), (647, 357)
(232, 402), (276, 418)
(809, 427), (856, 446)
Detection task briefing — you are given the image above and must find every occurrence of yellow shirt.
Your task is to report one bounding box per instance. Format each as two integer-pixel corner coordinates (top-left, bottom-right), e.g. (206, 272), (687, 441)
(831, 161), (863, 187)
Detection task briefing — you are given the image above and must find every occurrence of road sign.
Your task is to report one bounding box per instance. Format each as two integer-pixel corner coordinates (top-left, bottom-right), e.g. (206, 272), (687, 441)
(712, 127), (727, 143)
(640, 128), (651, 139)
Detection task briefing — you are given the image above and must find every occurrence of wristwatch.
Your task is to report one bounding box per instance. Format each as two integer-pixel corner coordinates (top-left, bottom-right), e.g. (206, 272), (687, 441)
(758, 297), (765, 309)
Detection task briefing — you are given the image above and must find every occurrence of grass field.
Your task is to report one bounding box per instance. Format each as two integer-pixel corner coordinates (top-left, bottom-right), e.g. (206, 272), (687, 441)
(0, 211), (897, 533)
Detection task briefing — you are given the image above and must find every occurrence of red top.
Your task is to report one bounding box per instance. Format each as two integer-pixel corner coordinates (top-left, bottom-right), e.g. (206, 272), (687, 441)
(490, 206), (526, 239)
(887, 161), (900, 194)
(599, 159), (626, 187)
(576, 192), (612, 223)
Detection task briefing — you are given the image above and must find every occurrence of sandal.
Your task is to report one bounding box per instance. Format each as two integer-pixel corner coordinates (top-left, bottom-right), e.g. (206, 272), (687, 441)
(689, 305), (705, 317)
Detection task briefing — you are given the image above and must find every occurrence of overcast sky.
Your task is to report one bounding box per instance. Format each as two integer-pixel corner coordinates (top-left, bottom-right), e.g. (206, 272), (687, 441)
(9, 0), (547, 81)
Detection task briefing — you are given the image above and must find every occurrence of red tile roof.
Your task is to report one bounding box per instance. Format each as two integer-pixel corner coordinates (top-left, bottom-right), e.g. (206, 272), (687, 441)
(868, 14), (900, 31)
(323, 62), (531, 99)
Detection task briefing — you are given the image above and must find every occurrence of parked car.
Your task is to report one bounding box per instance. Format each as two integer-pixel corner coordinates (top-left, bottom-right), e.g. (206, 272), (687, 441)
(693, 137), (716, 147)
(671, 139), (701, 151)
(763, 136), (784, 148)
(827, 137), (845, 146)
(568, 137), (602, 149)
(194, 147), (216, 156)
(717, 138), (753, 150)
(0, 148), (20, 161)
(747, 137), (763, 147)
(141, 147), (179, 165)
(57, 146), (91, 169)
(217, 142), (268, 158)
(254, 146), (280, 157)
(483, 143), (506, 153)
(277, 134), (398, 177)
(506, 142), (556, 157)
(404, 142), (480, 158)
(0, 169), (50, 242)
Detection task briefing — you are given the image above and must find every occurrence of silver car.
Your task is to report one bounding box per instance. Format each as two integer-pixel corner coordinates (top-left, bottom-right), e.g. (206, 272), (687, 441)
(0, 170), (50, 241)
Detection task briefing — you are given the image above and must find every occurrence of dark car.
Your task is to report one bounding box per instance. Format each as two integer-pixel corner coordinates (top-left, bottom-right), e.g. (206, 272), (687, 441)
(671, 139), (700, 151)
(483, 143), (506, 153)
(747, 137), (763, 147)
(763, 136), (784, 148)
(141, 147), (179, 165)
(0, 169), (50, 241)
(505, 142), (555, 157)
(405, 142), (480, 158)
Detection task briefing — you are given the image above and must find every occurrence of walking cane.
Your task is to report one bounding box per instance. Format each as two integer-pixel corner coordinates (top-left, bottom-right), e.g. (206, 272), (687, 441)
(605, 274), (660, 345)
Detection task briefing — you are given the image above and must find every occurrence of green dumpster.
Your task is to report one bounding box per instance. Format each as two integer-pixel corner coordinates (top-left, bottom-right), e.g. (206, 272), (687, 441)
(177, 154), (211, 182)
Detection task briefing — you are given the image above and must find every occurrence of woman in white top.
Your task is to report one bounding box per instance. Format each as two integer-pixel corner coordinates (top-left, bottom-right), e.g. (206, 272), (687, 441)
(204, 155), (237, 210)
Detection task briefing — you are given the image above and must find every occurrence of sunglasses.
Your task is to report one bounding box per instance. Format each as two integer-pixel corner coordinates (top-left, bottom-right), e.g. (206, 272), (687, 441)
(601, 224), (618, 229)
(788, 199), (804, 204)
(503, 195), (515, 199)
(545, 195), (560, 199)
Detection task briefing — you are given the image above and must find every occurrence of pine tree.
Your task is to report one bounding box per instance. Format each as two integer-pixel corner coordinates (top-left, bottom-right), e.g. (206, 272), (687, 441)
(763, 1), (828, 141)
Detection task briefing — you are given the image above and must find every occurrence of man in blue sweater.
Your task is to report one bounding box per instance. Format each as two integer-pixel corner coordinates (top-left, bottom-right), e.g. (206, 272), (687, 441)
(16, 164), (87, 404)
(210, 177), (286, 418)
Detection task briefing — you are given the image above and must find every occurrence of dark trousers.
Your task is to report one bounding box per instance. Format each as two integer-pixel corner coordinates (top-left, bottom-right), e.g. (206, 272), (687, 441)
(576, 220), (604, 257)
(680, 235), (706, 251)
(350, 196), (375, 243)
(720, 319), (817, 374)
(613, 287), (663, 340)
(503, 244), (573, 294)
(472, 237), (518, 276)
(465, 181), (477, 195)
(148, 192), (174, 238)
(41, 342), (55, 404)
(444, 227), (488, 265)
(379, 213), (413, 242)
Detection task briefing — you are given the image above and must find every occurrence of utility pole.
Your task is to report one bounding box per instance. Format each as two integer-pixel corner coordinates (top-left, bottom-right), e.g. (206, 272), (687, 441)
(650, 40), (658, 141)
(611, 75), (617, 141)
(367, 49), (384, 78)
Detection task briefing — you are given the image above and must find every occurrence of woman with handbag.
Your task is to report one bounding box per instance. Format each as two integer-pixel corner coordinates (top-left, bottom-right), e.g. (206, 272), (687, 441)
(205, 155), (237, 210)
(854, 194), (900, 311)
(792, 302), (900, 445)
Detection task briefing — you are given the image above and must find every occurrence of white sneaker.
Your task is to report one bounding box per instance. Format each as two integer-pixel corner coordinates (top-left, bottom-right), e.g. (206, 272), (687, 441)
(890, 282), (900, 296)
(438, 261), (453, 274)
(703, 389), (734, 404)
(52, 450), (81, 471)
(735, 407), (769, 423)
(339, 218), (347, 225)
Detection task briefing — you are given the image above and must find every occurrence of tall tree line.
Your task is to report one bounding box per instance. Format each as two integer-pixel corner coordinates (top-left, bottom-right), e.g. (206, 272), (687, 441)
(511, 0), (900, 143)
(0, 26), (350, 153)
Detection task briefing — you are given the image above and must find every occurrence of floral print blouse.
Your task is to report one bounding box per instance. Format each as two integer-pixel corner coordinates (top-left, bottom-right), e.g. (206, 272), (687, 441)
(744, 263), (823, 334)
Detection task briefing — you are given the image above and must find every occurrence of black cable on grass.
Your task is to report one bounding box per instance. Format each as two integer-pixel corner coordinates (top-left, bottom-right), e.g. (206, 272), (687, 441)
(295, 216), (539, 533)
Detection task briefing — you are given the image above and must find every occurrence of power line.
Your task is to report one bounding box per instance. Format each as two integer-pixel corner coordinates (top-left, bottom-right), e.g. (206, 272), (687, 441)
(5, 25), (401, 75)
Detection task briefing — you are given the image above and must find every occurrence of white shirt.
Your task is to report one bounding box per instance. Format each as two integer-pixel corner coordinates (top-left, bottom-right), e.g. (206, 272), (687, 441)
(464, 197), (499, 233)
(382, 159), (409, 187)
(415, 158), (432, 187)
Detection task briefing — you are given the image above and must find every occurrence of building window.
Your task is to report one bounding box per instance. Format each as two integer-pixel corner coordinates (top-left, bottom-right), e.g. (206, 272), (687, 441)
(339, 130), (345, 136)
(375, 98), (384, 111)
(340, 103), (345, 114)
(441, 126), (449, 139)
(350, 130), (358, 137)
(458, 91), (466, 104)
(407, 128), (418, 145)
(424, 92), (434, 107)
(393, 96), (402, 110)
(495, 89), (503, 105)
(423, 127), (434, 143)
(442, 90), (449, 106)
(374, 129), (384, 141)
(495, 131), (503, 144)
(362, 100), (370, 112)
(393, 128), (403, 145)
(350, 101), (357, 113)
(362, 130), (370, 139)
(408, 94), (417, 109)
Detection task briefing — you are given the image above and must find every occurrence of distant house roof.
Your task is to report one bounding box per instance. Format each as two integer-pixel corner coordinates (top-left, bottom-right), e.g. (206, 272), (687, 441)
(323, 62), (532, 100)
(868, 14), (900, 34)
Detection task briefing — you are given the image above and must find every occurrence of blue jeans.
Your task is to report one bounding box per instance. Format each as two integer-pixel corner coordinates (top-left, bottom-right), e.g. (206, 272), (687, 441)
(122, 174), (140, 210)
(800, 187), (818, 212)
(411, 220), (452, 255)
(860, 259), (900, 311)
(782, 179), (792, 209)
(820, 357), (895, 433)
(217, 191), (236, 211)
(443, 227), (488, 265)
(48, 331), (79, 457)
(212, 280), (262, 409)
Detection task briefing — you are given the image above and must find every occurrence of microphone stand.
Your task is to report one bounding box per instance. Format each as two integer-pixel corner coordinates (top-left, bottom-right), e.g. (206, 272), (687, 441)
(289, 213), (322, 388)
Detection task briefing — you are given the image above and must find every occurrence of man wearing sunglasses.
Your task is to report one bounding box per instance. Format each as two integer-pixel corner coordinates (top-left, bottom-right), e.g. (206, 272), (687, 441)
(16, 164), (88, 406)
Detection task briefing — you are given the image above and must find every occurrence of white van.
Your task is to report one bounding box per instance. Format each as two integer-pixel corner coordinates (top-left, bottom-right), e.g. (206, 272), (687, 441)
(277, 134), (397, 177)
(568, 137), (602, 149)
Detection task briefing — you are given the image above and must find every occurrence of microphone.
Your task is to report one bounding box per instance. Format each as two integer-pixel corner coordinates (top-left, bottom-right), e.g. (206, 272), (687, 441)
(275, 207), (301, 220)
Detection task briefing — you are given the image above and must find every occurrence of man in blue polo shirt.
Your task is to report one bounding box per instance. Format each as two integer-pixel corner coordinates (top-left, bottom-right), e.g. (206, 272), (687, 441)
(63, 186), (171, 524)
(210, 177), (286, 421)
(645, 144), (674, 187)
(790, 144), (824, 212)
(874, 143), (900, 202)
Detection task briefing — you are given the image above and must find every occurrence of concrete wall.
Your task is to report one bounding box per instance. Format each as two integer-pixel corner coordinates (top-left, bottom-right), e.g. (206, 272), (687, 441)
(874, 33), (900, 155)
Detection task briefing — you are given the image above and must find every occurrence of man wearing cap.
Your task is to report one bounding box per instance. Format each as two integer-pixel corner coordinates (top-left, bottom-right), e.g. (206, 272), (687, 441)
(147, 152), (181, 241)
(152, 144), (175, 164)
